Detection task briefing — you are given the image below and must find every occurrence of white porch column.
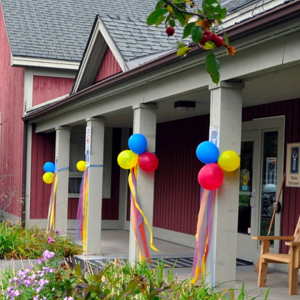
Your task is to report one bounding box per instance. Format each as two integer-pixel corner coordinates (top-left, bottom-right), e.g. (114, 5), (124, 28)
(129, 104), (157, 262)
(85, 117), (105, 254)
(55, 126), (70, 235)
(208, 82), (244, 287)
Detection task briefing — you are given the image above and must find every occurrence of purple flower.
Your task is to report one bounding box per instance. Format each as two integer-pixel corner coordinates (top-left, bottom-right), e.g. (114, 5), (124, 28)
(48, 236), (55, 244)
(43, 250), (55, 260)
(64, 297), (74, 300)
(54, 229), (61, 234)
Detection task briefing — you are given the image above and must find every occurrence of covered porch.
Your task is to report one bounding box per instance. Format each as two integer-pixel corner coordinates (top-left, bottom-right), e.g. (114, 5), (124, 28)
(76, 230), (297, 300)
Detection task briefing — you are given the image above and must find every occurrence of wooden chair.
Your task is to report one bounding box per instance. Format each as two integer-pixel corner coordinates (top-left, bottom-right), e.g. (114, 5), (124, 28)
(252, 216), (300, 295)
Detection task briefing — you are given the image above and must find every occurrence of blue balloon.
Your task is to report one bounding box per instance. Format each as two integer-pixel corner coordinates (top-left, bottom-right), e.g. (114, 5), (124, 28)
(43, 162), (55, 173)
(196, 141), (219, 164)
(128, 134), (147, 155)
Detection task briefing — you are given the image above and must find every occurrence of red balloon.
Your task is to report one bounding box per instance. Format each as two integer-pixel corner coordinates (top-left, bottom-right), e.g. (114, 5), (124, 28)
(138, 152), (159, 172)
(198, 163), (224, 190)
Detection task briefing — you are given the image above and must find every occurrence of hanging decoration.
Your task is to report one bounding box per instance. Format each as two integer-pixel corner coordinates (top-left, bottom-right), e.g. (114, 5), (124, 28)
(75, 160), (88, 251)
(118, 133), (159, 262)
(192, 141), (240, 285)
(43, 161), (56, 234)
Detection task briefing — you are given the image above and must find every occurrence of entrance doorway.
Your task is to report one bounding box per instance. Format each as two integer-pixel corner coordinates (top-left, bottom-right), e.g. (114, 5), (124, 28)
(237, 117), (284, 262)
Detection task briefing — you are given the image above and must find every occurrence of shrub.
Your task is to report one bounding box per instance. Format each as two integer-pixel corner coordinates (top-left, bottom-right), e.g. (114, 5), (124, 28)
(0, 221), (82, 259)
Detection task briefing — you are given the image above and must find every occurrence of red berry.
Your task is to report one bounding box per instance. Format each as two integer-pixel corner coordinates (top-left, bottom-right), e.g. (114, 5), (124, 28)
(204, 30), (211, 36)
(166, 26), (175, 37)
(214, 36), (224, 47)
(209, 33), (218, 42)
(199, 34), (209, 46)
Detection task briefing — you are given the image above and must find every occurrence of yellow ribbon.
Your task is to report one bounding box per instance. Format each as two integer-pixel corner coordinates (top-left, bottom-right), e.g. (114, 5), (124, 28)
(82, 171), (89, 252)
(128, 167), (158, 252)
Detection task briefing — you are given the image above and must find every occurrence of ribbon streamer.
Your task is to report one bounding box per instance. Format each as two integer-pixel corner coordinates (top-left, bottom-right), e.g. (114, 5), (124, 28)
(46, 172), (58, 234)
(76, 168), (89, 252)
(128, 166), (158, 262)
(192, 188), (216, 285)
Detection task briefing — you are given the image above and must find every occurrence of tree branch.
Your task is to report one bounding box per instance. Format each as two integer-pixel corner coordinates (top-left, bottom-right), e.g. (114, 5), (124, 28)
(162, 0), (214, 22)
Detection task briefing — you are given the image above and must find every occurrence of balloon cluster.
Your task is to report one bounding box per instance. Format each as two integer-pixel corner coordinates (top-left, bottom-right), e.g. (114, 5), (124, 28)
(77, 160), (87, 172)
(43, 162), (55, 184)
(117, 134), (159, 172)
(196, 141), (240, 190)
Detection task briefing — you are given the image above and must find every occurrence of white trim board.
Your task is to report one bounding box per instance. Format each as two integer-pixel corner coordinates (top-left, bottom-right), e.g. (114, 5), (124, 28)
(11, 56), (79, 70)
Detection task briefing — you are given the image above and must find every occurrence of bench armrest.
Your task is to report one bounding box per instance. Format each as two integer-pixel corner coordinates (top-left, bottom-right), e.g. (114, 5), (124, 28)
(285, 241), (300, 247)
(251, 236), (294, 241)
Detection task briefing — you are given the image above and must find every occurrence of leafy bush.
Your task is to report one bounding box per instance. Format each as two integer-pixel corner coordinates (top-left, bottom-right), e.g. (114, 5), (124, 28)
(0, 254), (269, 300)
(0, 221), (82, 259)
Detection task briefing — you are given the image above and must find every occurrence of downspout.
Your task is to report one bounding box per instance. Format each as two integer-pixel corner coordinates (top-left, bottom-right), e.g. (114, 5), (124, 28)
(21, 120), (28, 226)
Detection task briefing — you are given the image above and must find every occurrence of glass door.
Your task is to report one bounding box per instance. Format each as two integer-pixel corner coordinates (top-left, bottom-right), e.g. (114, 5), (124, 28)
(237, 130), (261, 262)
(238, 117), (284, 263)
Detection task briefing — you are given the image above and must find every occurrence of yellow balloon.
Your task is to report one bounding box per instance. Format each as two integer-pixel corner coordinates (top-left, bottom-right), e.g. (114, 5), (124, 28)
(218, 150), (240, 172)
(77, 160), (86, 172)
(43, 172), (54, 184)
(117, 150), (138, 169)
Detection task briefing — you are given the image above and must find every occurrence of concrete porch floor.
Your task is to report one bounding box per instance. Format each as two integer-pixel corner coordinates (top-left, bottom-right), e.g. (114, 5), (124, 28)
(77, 230), (300, 300)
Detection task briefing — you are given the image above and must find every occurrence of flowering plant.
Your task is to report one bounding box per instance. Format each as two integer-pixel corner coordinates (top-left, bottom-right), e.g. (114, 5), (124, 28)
(4, 250), (73, 300)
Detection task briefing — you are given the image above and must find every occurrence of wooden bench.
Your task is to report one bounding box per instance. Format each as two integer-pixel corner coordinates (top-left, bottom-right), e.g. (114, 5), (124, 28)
(252, 216), (300, 295)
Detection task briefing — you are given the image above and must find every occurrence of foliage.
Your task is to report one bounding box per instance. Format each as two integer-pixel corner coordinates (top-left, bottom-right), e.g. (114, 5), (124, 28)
(0, 221), (82, 259)
(0, 256), (269, 300)
(147, 0), (237, 84)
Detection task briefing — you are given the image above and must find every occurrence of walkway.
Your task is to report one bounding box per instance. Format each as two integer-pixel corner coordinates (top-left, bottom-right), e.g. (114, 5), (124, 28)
(76, 230), (300, 300)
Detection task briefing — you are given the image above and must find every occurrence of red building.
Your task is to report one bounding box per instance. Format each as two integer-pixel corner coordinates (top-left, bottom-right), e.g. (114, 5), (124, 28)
(1, 0), (300, 289)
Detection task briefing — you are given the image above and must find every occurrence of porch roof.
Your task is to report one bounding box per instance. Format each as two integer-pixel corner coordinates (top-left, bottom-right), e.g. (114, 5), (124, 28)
(22, 0), (300, 126)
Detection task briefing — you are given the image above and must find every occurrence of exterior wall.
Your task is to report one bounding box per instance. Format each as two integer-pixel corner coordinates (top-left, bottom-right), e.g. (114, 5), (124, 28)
(94, 48), (122, 83)
(30, 128), (55, 219)
(32, 76), (74, 106)
(153, 116), (208, 234)
(150, 98), (299, 253)
(61, 128), (122, 220)
(0, 5), (25, 217)
(242, 98), (300, 253)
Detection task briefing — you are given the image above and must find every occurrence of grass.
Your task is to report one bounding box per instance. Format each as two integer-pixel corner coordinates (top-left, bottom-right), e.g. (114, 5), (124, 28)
(0, 221), (82, 259)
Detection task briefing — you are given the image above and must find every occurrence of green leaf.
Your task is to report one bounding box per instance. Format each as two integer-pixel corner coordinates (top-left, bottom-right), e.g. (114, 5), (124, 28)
(155, 0), (166, 9)
(177, 46), (190, 56)
(224, 32), (229, 45)
(182, 22), (195, 39)
(174, 10), (186, 26)
(147, 9), (168, 25)
(155, 15), (166, 26)
(176, 40), (186, 49)
(202, 0), (227, 23)
(169, 19), (175, 27)
(191, 26), (204, 43)
(206, 52), (220, 84)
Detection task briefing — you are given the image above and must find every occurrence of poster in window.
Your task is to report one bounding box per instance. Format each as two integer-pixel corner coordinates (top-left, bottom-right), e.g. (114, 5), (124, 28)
(286, 143), (300, 187)
(266, 157), (276, 185)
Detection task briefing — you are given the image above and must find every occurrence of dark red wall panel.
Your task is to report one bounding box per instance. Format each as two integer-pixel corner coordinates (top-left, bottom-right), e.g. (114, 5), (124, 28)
(32, 76), (74, 106)
(67, 128), (122, 220)
(30, 128), (55, 219)
(153, 116), (208, 234)
(0, 6), (25, 217)
(94, 48), (122, 83)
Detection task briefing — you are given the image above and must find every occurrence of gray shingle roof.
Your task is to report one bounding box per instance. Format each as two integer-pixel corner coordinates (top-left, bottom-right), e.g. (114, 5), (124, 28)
(1, 0), (257, 63)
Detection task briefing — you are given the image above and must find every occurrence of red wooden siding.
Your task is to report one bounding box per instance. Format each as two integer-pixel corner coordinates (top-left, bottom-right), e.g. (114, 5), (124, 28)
(94, 48), (122, 83)
(0, 6), (25, 217)
(147, 98), (300, 243)
(153, 116), (208, 234)
(67, 128), (122, 220)
(30, 128), (55, 218)
(32, 76), (74, 106)
(242, 98), (300, 253)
